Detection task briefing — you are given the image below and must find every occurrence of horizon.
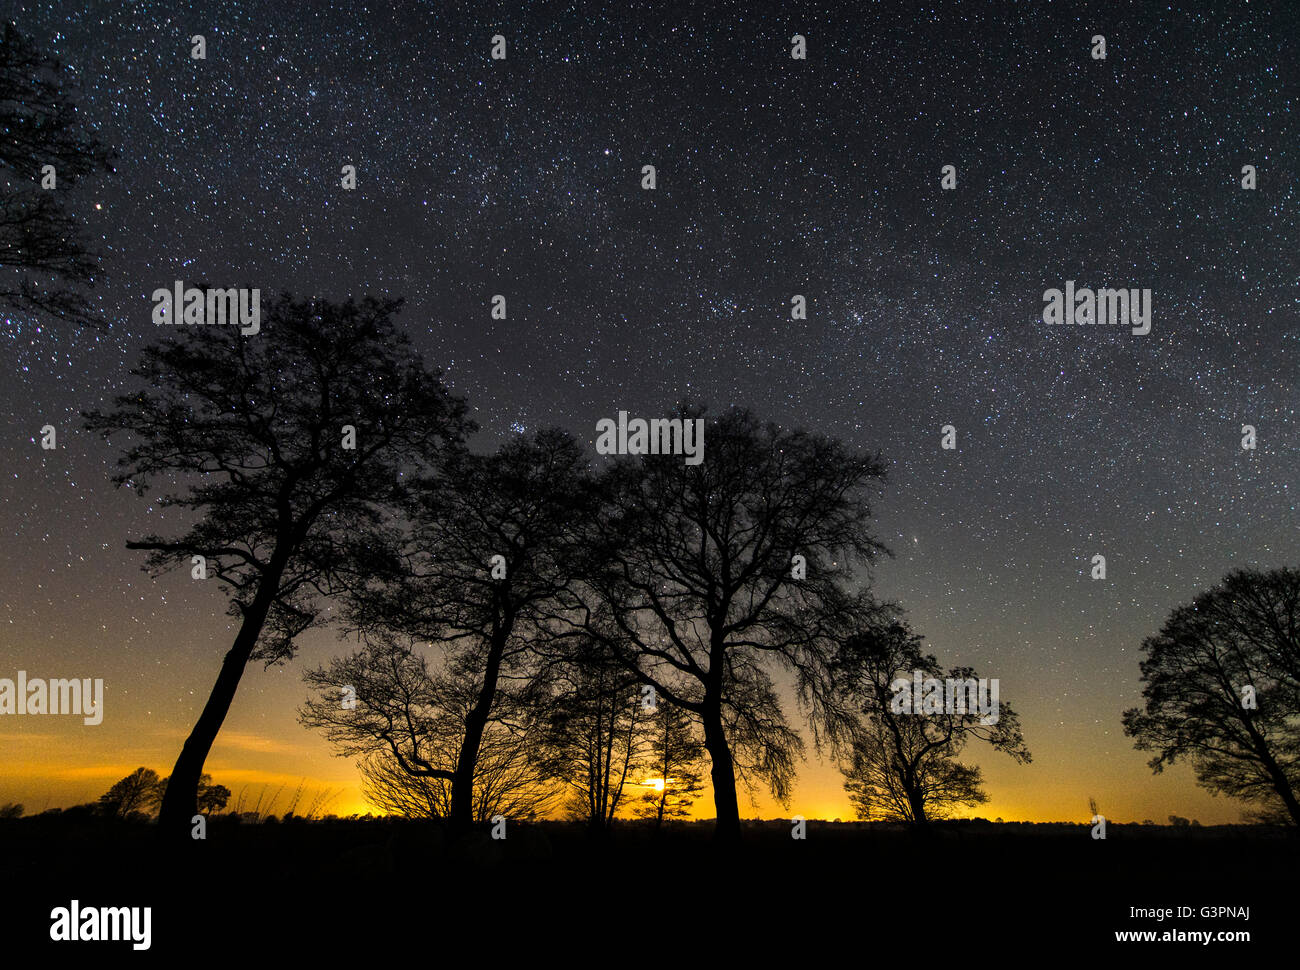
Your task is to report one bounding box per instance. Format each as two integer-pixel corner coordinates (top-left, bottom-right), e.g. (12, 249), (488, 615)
(1, 0), (1295, 955)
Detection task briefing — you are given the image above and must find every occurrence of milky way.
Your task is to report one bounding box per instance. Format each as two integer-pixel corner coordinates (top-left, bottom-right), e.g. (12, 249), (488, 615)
(3, 0), (1296, 822)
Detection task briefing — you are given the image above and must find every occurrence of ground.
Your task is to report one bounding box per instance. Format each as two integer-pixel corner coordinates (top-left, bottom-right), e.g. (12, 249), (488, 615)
(1, 816), (1290, 958)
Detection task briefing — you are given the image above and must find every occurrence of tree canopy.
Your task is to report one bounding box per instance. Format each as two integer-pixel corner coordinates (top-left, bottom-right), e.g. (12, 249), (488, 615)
(85, 293), (471, 834)
(1124, 567), (1300, 826)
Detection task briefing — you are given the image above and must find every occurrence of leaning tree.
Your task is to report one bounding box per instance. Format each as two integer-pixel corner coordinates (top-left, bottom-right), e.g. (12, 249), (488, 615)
(85, 293), (470, 835)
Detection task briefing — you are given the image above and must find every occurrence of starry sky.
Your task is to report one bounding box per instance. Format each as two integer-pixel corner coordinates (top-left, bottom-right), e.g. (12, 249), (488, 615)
(2, 0), (1297, 823)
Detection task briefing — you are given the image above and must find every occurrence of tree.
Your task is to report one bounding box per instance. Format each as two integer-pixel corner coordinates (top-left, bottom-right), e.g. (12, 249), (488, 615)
(536, 638), (647, 832)
(196, 776), (232, 814)
(359, 740), (553, 822)
(0, 23), (114, 329)
(84, 294), (471, 835)
(632, 700), (707, 828)
(578, 406), (888, 839)
(150, 774), (231, 815)
(95, 769), (228, 820)
(1195, 567), (1300, 692)
(98, 768), (160, 819)
(1123, 567), (1300, 827)
(833, 619), (1031, 825)
(304, 428), (594, 830)
(357, 750), (449, 820)
(301, 636), (556, 823)
(0, 803), (23, 819)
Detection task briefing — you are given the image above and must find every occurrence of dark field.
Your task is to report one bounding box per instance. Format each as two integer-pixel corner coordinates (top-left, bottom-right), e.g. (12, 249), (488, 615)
(1, 816), (1289, 959)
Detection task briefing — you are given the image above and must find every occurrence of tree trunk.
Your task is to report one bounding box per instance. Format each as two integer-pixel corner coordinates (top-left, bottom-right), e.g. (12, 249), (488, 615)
(1265, 764), (1300, 828)
(907, 787), (929, 826)
(701, 701), (740, 841)
(449, 731), (480, 830)
(1276, 782), (1300, 828)
(1248, 724), (1300, 827)
(655, 727), (668, 827)
(450, 628), (507, 830)
(157, 561), (285, 837)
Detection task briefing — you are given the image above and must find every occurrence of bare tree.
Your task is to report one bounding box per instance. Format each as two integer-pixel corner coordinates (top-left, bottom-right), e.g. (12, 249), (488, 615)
(301, 636), (556, 823)
(843, 727), (989, 823)
(536, 638), (647, 832)
(576, 406), (888, 839)
(322, 428), (596, 830)
(1123, 567), (1300, 827)
(0, 23), (114, 329)
(84, 294), (471, 835)
(358, 751), (448, 819)
(358, 735), (554, 822)
(632, 700), (707, 828)
(834, 618), (1030, 824)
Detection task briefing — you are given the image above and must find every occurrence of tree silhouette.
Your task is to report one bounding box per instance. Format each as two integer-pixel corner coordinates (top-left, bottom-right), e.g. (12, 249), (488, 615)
(150, 773), (231, 815)
(196, 775), (232, 814)
(1123, 567), (1300, 827)
(577, 406), (887, 840)
(536, 638), (647, 833)
(358, 737), (554, 822)
(306, 428), (594, 830)
(632, 700), (707, 828)
(98, 767), (160, 819)
(84, 294), (471, 835)
(0, 23), (114, 329)
(833, 618), (1030, 824)
(301, 635), (556, 823)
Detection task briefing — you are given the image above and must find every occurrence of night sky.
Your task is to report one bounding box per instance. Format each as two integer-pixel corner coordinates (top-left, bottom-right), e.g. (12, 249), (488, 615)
(3, 0), (1297, 823)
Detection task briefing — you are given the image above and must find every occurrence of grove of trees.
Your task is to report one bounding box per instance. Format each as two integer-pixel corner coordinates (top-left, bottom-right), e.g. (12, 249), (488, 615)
(92, 301), (924, 840)
(12, 13), (1293, 843)
(93, 297), (1300, 837)
(96, 768), (230, 820)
